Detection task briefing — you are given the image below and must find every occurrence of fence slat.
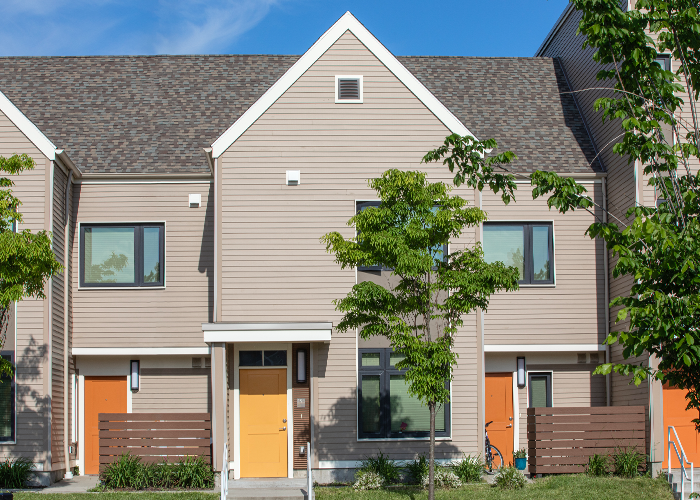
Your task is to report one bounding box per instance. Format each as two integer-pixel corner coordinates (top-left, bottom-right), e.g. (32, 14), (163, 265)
(527, 406), (646, 476)
(98, 413), (211, 467)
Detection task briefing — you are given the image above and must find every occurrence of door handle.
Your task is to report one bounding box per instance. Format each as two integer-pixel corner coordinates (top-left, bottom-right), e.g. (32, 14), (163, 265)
(506, 424), (513, 428)
(280, 427), (286, 431)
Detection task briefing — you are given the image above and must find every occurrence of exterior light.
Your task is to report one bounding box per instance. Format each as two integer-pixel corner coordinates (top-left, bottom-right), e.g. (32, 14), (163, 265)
(297, 349), (307, 384)
(517, 357), (526, 388)
(286, 170), (301, 186)
(130, 360), (140, 391)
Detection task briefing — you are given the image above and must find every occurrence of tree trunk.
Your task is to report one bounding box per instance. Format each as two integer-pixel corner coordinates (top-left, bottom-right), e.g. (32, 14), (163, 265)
(429, 400), (436, 500)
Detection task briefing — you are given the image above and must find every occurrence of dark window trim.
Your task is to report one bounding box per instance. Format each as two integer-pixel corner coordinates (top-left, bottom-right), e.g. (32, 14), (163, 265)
(483, 221), (554, 285)
(655, 54), (671, 71)
(528, 371), (553, 408)
(79, 223), (165, 288)
(355, 201), (448, 272)
(358, 348), (450, 439)
(239, 350), (288, 367)
(0, 351), (15, 443)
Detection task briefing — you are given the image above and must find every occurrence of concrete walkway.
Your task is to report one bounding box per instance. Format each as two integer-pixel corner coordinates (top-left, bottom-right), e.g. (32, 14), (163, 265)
(39, 475), (100, 493)
(228, 478), (308, 499)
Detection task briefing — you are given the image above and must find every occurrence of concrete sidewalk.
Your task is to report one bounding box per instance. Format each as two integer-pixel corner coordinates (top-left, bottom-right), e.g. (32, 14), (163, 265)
(228, 478), (308, 499)
(38, 475), (100, 493)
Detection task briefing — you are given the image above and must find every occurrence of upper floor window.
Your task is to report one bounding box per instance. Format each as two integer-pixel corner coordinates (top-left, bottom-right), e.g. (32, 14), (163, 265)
(358, 348), (450, 439)
(80, 223), (164, 287)
(483, 222), (554, 285)
(655, 54), (671, 71)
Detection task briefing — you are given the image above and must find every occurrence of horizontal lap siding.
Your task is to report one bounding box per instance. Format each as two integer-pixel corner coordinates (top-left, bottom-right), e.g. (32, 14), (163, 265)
(71, 183), (213, 348)
(222, 31), (479, 461)
(482, 184), (605, 346)
(0, 111), (48, 460)
(51, 166), (67, 467)
(132, 372), (211, 413)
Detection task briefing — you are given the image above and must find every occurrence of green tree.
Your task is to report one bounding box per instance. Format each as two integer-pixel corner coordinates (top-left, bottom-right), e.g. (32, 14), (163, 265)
(0, 154), (63, 377)
(428, 0), (700, 429)
(321, 170), (519, 499)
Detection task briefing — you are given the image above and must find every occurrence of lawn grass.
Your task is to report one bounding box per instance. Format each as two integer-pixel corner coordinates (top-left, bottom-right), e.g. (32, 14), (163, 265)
(15, 494), (219, 500)
(315, 474), (675, 500)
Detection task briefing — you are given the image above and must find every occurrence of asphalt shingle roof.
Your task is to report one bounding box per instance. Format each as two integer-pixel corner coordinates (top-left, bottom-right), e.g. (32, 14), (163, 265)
(0, 54), (599, 175)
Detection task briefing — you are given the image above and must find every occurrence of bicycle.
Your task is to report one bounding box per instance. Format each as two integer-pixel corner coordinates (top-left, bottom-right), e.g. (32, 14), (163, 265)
(485, 420), (504, 472)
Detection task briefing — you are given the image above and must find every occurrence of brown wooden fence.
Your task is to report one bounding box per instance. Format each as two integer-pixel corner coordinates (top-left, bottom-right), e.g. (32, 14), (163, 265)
(527, 406), (646, 475)
(99, 413), (211, 470)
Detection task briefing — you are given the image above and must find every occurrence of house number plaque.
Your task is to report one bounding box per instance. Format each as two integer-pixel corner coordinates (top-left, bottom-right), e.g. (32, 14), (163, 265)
(297, 398), (306, 408)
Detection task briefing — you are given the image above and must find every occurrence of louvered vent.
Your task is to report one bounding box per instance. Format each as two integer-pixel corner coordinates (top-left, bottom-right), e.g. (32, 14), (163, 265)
(338, 78), (361, 100)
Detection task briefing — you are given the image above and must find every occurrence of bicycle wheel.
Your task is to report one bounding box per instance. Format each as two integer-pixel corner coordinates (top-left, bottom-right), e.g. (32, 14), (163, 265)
(487, 445), (504, 471)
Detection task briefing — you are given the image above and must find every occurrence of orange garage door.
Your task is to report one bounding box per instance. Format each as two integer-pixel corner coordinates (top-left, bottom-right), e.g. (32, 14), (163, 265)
(664, 383), (700, 468)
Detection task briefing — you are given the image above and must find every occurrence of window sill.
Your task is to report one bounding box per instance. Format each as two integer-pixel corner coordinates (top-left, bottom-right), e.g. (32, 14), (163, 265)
(0, 441), (16, 445)
(78, 286), (166, 291)
(518, 284), (556, 288)
(357, 436), (451, 442)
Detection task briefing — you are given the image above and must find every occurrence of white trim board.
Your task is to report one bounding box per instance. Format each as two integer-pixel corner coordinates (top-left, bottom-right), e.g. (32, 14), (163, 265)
(0, 89), (56, 160)
(203, 330), (331, 343)
(484, 344), (606, 353)
(72, 347), (211, 356)
(210, 11), (474, 158)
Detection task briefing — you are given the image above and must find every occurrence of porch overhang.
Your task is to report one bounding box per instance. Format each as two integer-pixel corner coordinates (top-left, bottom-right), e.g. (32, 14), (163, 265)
(202, 322), (332, 343)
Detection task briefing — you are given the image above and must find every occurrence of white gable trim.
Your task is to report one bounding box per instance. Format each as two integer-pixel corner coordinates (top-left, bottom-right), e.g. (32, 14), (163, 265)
(0, 89), (56, 160)
(211, 12), (475, 158)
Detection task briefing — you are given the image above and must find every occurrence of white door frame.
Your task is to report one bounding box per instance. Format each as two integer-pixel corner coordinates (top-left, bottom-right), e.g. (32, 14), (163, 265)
(232, 343), (293, 479)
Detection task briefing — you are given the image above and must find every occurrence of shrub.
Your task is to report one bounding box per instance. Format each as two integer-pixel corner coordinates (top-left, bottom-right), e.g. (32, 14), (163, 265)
(357, 452), (400, 484)
(352, 471), (384, 490)
(494, 466), (526, 490)
(0, 457), (35, 488)
(421, 466), (462, 489)
(404, 455), (428, 485)
(586, 454), (610, 477)
(451, 454), (483, 483)
(612, 447), (646, 478)
(100, 453), (214, 490)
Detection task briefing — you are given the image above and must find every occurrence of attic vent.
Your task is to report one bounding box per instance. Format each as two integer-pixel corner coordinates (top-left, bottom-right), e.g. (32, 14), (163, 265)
(577, 353), (587, 364)
(336, 76), (363, 103)
(192, 357), (202, 368)
(589, 353), (599, 364)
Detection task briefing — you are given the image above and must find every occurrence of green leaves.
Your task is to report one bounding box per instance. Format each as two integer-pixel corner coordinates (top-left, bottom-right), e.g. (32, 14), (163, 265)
(530, 171), (594, 214)
(422, 135), (518, 205)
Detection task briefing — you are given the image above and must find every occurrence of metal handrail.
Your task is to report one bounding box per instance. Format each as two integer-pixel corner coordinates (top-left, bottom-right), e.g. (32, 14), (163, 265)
(221, 443), (229, 500)
(668, 426), (694, 499)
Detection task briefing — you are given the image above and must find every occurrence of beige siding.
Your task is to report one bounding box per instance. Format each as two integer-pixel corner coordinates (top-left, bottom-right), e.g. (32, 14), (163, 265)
(0, 110), (48, 461)
(482, 183), (606, 346)
(71, 182), (213, 348)
(132, 370), (211, 413)
(221, 31), (481, 461)
(51, 166), (67, 467)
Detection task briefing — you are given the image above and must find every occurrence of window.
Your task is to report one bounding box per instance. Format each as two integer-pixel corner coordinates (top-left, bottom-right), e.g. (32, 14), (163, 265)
(80, 223), (164, 287)
(358, 348), (450, 439)
(0, 352), (15, 442)
(655, 54), (671, 71)
(356, 201), (448, 272)
(483, 222), (554, 285)
(335, 75), (363, 103)
(239, 350), (287, 367)
(528, 372), (552, 408)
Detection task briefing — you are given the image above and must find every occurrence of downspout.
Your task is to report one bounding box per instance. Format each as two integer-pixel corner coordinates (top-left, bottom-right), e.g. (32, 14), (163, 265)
(63, 170), (73, 479)
(602, 177), (611, 406)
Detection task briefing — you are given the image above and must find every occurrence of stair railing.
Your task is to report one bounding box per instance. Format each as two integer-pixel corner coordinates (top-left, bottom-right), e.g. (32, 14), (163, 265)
(668, 425), (694, 499)
(221, 443), (229, 500)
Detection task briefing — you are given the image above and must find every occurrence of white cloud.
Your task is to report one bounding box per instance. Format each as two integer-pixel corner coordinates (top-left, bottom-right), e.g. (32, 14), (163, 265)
(154, 0), (281, 54)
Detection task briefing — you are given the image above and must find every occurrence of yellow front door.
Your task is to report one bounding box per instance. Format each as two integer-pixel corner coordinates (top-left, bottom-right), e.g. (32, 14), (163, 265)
(240, 369), (287, 477)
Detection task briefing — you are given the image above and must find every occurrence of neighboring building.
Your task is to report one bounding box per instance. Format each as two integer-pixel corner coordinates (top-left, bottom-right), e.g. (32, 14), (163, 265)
(537, 0), (699, 474)
(0, 12), (609, 482)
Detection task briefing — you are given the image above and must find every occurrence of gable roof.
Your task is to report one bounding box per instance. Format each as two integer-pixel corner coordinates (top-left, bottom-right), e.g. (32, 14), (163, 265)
(0, 57), (600, 175)
(211, 12), (475, 158)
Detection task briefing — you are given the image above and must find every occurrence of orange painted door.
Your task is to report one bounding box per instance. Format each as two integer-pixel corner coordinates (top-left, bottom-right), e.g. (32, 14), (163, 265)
(240, 369), (287, 477)
(84, 376), (127, 475)
(664, 383), (700, 468)
(485, 373), (514, 464)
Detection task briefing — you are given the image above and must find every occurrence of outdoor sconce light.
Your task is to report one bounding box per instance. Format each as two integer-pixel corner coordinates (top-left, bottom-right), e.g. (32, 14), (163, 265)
(130, 360), (140, 392)
(286, 170), (301, 186)
(297, 349), (307, 384)
(517, 357), (526, 388)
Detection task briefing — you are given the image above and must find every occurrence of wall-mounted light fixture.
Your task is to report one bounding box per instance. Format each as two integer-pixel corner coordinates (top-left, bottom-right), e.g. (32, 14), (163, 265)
(130, 360), (140, 391)
(517, 357), (526, 388)
(297, 349), (307, 384)
(189, 193), (201, 208)
(286, 170), (301, 186)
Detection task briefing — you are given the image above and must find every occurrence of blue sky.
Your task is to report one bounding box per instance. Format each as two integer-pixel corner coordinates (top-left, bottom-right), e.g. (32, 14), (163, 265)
(0, 0), (569, 57)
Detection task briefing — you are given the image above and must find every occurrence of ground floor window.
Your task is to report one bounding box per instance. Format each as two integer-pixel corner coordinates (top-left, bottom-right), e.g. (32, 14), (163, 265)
(0, 352), (15, 442)
(358, 348), (449, 439)
(528, 372), (552, 408)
